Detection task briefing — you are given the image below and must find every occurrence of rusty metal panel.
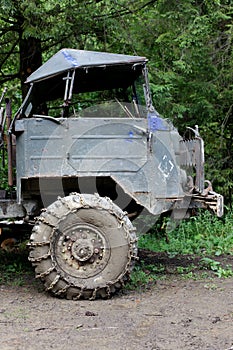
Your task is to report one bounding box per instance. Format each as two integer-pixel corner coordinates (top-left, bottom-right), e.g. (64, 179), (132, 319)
(16, 117), (148, 178)
(0, 199), (38, 219)
(15, 115), (187, 213)
(179, 137), (205, 192)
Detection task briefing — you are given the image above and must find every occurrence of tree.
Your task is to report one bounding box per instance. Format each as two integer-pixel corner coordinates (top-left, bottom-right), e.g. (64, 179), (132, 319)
(0, 0), (232, 204)
(126, 0), (233, 204)
(0, 0), (154, 99)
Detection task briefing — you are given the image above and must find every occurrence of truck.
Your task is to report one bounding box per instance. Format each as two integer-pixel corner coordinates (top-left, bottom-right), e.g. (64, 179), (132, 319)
(0, 49), (223, 299)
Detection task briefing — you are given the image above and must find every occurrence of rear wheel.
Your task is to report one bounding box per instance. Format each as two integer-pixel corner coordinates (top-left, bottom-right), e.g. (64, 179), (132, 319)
(28, 193), (137, 300)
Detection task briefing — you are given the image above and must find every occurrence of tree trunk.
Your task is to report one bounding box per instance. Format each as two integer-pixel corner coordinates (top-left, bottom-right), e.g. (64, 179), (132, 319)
(19, 37), (42, 99)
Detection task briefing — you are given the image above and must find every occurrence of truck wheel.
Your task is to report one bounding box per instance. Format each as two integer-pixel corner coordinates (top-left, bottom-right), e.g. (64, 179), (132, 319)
(28, 193), (137, 300)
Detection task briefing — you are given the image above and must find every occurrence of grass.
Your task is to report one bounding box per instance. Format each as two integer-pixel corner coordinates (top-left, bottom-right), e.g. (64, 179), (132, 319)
(0, 242), (33, 286)
(127, 262), (166, 291)
(138, 210), (233, 256)
(126, 210), (233, 290)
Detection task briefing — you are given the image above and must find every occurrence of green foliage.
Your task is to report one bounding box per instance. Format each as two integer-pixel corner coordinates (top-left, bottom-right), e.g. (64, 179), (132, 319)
(0, 0), (232, 203)
(200, 257), (233, 278)
(138, 210), (233, 256)
(0, 162), (9, 190)
(0, 246), (33, 286)
(130, 210), (233, 287)
(202, 121), (233, 201)
(126, 262), (165, 291)
(129, 0), (233, 204)
(0, 152), (16, 191)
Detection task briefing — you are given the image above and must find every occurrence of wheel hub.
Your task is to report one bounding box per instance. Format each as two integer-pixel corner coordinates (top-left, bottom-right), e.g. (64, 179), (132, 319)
(54, 223), (111, 278)
(71, 239), (94, 262)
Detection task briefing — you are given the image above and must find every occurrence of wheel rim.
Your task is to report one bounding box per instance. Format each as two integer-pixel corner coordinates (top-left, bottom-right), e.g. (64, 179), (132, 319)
(29, 193), (138, 299)
(52, 222), (111, 279)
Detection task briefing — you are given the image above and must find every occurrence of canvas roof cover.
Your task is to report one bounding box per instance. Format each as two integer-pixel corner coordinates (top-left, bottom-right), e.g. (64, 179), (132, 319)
(26, 48), (147, 83)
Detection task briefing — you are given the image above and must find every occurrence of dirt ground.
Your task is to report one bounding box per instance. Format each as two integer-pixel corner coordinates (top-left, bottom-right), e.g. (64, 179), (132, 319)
(0, 249), (233, 350)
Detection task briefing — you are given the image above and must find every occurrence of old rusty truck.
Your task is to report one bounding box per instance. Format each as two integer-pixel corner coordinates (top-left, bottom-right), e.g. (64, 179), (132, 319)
(0, 49), (223, 299)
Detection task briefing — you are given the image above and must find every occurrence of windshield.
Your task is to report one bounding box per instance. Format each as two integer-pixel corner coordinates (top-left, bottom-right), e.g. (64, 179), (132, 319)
(21, 69), (147, 119)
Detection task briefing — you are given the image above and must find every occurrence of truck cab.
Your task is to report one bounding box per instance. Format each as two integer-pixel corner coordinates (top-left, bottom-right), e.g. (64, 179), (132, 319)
(0, 49), (223, 299)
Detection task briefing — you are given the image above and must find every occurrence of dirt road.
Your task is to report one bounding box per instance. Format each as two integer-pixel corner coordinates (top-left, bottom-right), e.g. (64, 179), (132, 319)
(0, 273), (233, 350)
